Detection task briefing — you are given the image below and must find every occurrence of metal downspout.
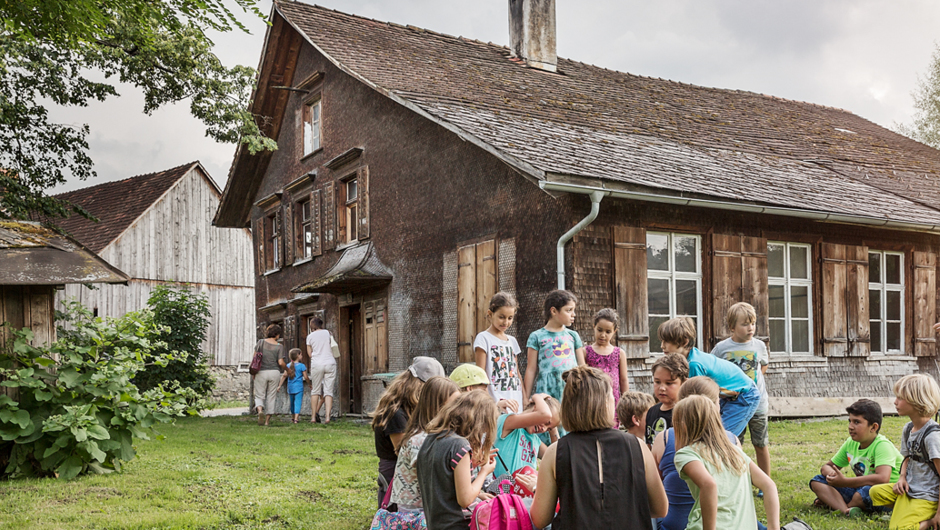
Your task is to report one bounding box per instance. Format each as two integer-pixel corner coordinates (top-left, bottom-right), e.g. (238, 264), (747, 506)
(557, 190), (606, 290)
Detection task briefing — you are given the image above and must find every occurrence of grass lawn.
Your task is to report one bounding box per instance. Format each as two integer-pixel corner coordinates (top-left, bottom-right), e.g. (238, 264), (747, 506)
(0, 414), (912, 529)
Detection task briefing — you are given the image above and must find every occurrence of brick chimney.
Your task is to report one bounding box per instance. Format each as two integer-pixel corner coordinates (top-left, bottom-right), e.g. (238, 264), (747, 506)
(509, 0), (557, 72)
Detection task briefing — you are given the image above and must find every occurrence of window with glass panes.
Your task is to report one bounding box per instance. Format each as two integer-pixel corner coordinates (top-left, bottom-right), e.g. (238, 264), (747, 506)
(768, 242), (812, 354)
(345, 178), (358, 242)
(646, 232), (702, 353)
(869, 251), (904, 354)
(266, 211), (280, 271)
(303, 99), (321, 156)
(299, 199), (313, 259)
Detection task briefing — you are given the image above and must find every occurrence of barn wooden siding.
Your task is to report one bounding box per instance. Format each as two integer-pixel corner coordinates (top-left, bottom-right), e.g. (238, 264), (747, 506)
(57, 167), (255, 366)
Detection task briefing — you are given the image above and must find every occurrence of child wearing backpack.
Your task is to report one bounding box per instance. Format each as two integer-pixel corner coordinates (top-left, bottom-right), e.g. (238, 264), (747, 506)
(417, 389), (499, 530)
(276, 348), (308, 424)
(493, 393), (561, 477)
(870, 374), (940, 530)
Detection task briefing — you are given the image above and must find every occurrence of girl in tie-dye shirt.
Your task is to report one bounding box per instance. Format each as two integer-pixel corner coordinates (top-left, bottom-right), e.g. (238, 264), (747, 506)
(524, 290), (585, 441)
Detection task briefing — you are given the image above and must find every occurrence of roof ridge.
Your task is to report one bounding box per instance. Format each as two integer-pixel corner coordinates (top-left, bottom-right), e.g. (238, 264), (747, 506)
(55, 161), (198, 198)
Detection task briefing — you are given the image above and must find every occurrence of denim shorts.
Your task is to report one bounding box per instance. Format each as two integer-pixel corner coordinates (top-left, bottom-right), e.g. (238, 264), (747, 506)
(809, 474), (890, 512)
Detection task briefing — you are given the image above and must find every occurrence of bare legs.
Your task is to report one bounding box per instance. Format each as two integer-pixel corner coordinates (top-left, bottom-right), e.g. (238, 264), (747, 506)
(309, 395), (333, 423)
(755, 446), (771, 479)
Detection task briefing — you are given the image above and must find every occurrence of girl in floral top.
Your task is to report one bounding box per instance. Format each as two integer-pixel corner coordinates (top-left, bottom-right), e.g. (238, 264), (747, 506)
(390, 376), (460, 511)
(584, 308), (629, 426)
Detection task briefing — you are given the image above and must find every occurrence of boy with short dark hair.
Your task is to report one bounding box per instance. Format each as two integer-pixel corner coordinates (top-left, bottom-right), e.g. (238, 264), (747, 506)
(810, 399), (902, 516)
(658, 317), (759, 437)
(712, 302), (772, 483)
(644, 353), (689, 446)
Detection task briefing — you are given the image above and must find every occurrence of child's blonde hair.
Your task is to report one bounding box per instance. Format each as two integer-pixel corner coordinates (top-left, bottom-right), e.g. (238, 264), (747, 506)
(617, 392), (656, 427)
(658, 317), (697, 349)
(678, 376), (720, 402)
(726, 302), (757, 330)
(400, 376), (459, 450)
(425, 389), (498, 467)
(674, 395), (748, 475)
(371, 370), (424, 431)
(525, 395), (561, 418)
(894, 374), (940, 418)
(561, 366), (613, 432)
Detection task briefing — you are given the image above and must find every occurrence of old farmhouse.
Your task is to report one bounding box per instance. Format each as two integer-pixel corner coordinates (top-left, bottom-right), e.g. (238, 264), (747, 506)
(55, 163), (256, 397)
(214, 1), (940, 415)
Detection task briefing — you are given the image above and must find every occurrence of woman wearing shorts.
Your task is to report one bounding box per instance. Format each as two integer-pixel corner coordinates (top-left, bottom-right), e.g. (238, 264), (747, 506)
(306, 317), (337, 423)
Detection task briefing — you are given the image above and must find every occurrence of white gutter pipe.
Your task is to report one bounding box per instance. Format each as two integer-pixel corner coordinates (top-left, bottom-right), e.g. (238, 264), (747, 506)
(539, 181), (940, 235)
(557, 190), (607, 289)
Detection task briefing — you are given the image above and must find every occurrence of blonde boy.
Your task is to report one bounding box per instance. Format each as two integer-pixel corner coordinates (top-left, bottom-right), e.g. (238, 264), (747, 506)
(617, 391), (656, 440)
(870, 374), (940, 530)
(711, 302), (771, 481)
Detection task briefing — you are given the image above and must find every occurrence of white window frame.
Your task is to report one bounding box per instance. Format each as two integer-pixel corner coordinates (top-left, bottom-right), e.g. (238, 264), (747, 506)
(345, 178), (359, 243)
(303, 99), (322, 156)
(768, 241), (813, 355)
(646, 232), (703, 350)
(869, 250), (905, 355)
(266, 210), (280, 271)
(299, 198), (313, 260)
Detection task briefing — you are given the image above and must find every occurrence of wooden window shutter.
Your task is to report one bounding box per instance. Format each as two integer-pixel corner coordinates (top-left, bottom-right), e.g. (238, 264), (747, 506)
(310, 189), (322, 257)
(612, 226), (649, 358)
(322, 181), (335, 250)
(710, 234), (769, 347)
(456, 240), (498, 362)
(284, 203), (294, 266)
(821, 243), (870, 357)
(335, 181), (346, 245)
(358, 165), (370, 240)
(914, 251), (937, 356)
(457, 244), (477, 362)
(254, 217), (265, 275)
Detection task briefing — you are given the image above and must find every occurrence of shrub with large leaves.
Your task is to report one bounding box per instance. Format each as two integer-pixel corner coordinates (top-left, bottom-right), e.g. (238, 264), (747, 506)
(0, 303), (199, 479)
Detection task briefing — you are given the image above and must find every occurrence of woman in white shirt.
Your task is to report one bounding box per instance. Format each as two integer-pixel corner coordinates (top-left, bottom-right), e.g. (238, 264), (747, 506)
(306, 317), (337, 423)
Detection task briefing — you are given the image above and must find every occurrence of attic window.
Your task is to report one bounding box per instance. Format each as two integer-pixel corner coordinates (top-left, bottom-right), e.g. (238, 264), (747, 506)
(303, 99), (322, 156)
(834, 127), (856, 134)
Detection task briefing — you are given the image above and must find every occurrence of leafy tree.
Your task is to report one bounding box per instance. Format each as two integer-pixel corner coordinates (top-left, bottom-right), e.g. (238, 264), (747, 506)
(0, 303), (199, 479)
(0, 0), (277, 221)
(134, 284), (214, 402)
(897, 45), (940, 149)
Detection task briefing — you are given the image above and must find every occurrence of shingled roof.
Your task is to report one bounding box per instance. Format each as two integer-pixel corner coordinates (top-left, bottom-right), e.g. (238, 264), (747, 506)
(220, 2), (940, 230)
(54, 162), (202, 252)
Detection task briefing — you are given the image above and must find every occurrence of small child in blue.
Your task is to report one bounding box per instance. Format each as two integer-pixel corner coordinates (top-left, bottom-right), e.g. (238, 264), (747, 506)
(493, 394), (561, 477)
(523, 290), (585, 442)
(277, 348), (309, 424)
(658, 317), (759, 437)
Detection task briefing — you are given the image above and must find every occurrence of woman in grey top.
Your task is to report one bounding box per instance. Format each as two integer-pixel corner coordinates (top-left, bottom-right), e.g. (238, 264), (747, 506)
(254, 323), (286, 426)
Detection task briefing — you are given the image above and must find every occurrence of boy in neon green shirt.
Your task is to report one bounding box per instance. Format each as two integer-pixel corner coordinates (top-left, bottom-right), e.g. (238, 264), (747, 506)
(810, 399), (902, 516)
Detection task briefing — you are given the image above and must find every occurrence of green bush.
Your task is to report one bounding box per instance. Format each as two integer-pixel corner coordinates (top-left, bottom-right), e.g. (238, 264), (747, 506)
(0, 304), (199, 479)
(133, 284), (214, 402)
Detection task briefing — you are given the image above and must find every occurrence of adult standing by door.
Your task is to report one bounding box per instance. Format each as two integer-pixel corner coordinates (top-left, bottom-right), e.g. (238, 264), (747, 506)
(254, 323), (287, 426)
(307, 317), (337, 423)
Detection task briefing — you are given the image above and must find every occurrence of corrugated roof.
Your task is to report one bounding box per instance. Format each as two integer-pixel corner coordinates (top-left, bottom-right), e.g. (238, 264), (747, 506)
(270, 1), (940, 227)
(54, 162), (198, 252)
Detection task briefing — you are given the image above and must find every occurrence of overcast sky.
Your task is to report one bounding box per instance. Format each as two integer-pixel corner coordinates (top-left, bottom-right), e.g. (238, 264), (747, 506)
(51, 0), (940, 192)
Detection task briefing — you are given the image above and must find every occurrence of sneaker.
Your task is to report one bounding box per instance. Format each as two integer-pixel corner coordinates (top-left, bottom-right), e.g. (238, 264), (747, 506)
(756, 489), (764, 499)
(847, 507), (863, 518)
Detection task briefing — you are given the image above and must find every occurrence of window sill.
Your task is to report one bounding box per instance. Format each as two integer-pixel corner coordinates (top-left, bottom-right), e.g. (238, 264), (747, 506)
(769, 354), (827, 364)
(293, 257), (314, 267)
(335, 239), (359, 251)
(868, 354), (912, 362)
(263, 268), (281, 276)
(300, 148), (323, 162)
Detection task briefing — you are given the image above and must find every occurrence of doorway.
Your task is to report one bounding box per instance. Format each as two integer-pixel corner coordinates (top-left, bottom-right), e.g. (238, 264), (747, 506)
(339, 305), (363, 414)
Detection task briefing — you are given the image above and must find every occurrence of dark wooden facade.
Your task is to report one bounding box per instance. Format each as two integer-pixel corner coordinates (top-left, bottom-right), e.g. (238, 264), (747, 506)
(216, 3), (940, 415)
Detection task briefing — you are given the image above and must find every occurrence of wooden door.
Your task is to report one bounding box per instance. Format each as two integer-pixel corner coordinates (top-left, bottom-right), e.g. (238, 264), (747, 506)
(348, 305), (363, 414)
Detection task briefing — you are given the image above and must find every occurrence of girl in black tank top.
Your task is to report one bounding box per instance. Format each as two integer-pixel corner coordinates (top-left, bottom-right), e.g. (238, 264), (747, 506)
(529, 366), (669, 529)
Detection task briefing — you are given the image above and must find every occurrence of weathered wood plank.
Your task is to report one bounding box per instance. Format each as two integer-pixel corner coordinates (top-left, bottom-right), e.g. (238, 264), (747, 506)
(475, 240), (497, 334)
(457, 244), (477, 363)
(612, 226), (649, 358)
(914, 251), (937, 357)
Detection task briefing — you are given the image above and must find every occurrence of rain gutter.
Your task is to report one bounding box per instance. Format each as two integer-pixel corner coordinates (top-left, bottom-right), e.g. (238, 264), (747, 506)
(556, 190), (607, 289)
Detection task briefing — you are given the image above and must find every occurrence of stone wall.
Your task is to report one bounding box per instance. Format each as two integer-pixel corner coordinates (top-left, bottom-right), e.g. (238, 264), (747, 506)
(210, 366), (251, 403)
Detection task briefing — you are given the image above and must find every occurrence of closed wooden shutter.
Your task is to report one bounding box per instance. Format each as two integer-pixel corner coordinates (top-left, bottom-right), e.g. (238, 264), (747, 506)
(254, 217), (265, 275)
(364, 301), (377, 375)
(358, 165), (370, 240)
(612, 226), (649, 358)
(336, 180), (347, 245)
(710, 234), (768, 346)
(821, 243), (870, 357)
(456, 240), (498, 362)
(284, 202), (294, 266)
(322, 181), (335, 250)
(310, 189), (322, 257)
(914, 251), (937, 357)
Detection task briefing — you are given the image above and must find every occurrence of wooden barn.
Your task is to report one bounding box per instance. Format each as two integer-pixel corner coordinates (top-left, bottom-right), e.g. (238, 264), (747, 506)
(213, 1), (940, 416)
(0, 221), (128, 351)
(54, 162), (256, 397)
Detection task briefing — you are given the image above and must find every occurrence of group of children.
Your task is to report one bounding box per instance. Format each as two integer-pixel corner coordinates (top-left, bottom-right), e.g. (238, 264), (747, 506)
(368, 288), (940, 530)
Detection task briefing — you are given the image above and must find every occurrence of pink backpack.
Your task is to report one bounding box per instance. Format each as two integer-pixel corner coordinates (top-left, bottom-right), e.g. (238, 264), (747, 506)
(470, 480), (533, 530)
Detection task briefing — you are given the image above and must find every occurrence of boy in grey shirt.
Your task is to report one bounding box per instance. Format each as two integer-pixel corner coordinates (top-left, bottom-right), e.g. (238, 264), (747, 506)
(712, 302), (770, 488)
